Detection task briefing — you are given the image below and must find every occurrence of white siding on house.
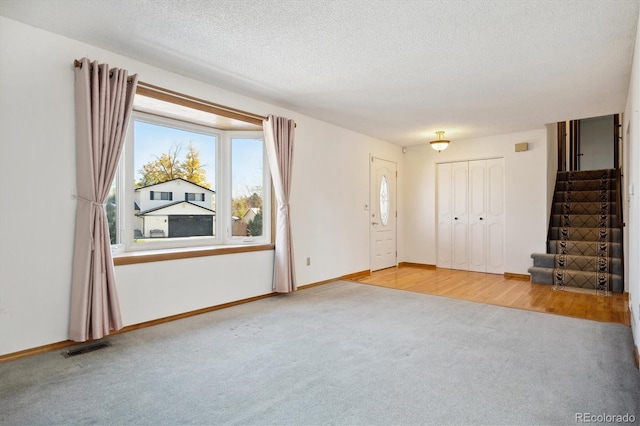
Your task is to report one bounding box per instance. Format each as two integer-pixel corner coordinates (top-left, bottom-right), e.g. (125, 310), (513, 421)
(142, 216), (167, 237)
(242, 208), (259, 224)
(136, 179), (213, 212)
(144, 202), (213, 216)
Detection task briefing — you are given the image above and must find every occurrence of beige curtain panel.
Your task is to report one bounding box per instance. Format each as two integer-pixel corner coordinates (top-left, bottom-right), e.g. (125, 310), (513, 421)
(69, 58), (138, 342)
(263, 115), (297, 293)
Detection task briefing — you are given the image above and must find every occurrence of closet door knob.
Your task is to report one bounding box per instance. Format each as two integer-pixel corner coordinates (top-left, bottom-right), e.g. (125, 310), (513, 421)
(479, 217), (484, 221)
(454, 217), (459, 220)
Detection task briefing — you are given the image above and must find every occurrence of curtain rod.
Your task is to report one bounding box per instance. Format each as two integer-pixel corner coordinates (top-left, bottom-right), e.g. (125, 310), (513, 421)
(74, 59), (272, 126)
(74, 59), (137, 83)
(137, 80), (268, 124)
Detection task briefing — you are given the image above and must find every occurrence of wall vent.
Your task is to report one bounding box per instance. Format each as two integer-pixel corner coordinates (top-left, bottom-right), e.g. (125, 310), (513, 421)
(62, 341), (111, 358)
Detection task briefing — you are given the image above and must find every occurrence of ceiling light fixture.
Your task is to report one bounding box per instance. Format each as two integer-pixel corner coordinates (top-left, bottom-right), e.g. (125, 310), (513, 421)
(430, 131), (450, 152)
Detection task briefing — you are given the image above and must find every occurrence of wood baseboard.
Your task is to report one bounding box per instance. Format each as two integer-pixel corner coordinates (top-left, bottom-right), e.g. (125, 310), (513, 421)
(0, 340), (78, 363)
(1, 277), (341, 364)
(298, 278), (340, 289)
(504, 272), (530, 281)
(398, 262), (436, 270)
(340, 270), (371, 280)
(0, 292), (279, 363)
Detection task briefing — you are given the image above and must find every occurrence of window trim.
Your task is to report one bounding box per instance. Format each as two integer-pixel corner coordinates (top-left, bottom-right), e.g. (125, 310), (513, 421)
(226, 131), (271, 243)
(113, 243), (275, 266)
(185, 192), (205, 202)
(136, 82), (265, 127)
(150, 191), (173, 201)
(112, 110), (270, 255)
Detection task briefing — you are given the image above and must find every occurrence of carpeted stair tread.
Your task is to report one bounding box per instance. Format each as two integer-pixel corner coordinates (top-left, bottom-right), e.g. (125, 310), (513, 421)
(553, 202), (617, 215)
(555, 179), (616, 191)
(530, 168), (623, 293)
(553, 269), (622, 292)
(551, 214), (618, 228)
(549, 227), (621, 242)
(530, 253), (622, 274)
(554, 191), (616, 203)
(557, 169), (615, 181)
(548, 240), (622, 257)
(527, 266), (623, 293)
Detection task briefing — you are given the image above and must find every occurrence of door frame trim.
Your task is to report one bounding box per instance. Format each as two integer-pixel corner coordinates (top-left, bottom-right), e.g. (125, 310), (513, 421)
(369, 156), (398, 271)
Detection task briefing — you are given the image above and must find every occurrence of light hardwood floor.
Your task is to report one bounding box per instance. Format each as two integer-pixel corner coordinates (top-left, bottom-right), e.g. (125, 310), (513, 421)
(356, 266), (630, 325)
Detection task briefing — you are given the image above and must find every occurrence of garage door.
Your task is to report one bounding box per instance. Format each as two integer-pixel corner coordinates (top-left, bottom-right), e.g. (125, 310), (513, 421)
(168, 215), (213, 238)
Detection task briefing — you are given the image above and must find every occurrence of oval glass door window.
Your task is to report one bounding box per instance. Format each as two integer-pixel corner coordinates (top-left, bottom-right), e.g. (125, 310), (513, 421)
(379, 175), (389, 226)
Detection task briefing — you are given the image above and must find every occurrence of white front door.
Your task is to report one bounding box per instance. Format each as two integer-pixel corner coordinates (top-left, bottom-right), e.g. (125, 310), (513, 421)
(370, 157), (397, 271)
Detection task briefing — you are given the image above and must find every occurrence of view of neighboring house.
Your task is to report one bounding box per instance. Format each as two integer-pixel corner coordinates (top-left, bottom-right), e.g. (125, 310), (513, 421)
(232, 207), (262, 237)
(242, 207), (260, 224)
(134, 178), (215, 238)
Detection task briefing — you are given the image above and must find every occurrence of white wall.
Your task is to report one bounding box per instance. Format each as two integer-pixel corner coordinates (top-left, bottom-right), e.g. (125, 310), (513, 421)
(545, 123), (559, 230)
(623, 12), (640, 355)
(116, 252), (275, 326)
(403, 129), (548, 274)
(0, 17), (400, 355)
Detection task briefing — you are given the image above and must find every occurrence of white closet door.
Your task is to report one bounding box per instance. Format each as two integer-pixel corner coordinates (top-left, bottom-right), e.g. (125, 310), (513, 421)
(436, 163), (452, 268)
(451, 161), (469, 270)
(468, 160), (487, 272)
(485, 158), (505, 274)
(437, 158), (505, 274)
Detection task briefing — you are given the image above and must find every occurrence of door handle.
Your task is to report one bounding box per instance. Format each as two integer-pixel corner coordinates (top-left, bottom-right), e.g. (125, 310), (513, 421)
(479, 217), (484, 221)
(454, 217), (458, 220)
(372, 221), (379, 225)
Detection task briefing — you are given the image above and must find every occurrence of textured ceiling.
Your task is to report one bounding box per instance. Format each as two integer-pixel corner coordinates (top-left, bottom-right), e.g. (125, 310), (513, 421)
(1, 0), (638, 145)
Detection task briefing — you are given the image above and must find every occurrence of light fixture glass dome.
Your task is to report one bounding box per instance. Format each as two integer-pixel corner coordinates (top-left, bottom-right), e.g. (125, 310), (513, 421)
(430, 131), (450, 152)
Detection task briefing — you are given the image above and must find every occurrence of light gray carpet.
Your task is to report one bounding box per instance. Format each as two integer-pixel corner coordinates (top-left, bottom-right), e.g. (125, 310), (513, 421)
(1, 281), (638, 425)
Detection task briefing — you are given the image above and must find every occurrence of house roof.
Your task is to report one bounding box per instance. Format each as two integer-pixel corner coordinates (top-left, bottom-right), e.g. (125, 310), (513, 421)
(135, 178), (215, 193)
(242, 208), (260, 218)
(136, 200), (215, 216)
(1, 1), (638, 144)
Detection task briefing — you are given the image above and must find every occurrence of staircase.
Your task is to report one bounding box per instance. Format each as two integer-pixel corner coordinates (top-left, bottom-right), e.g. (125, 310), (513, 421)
(528, 169), (624, 293)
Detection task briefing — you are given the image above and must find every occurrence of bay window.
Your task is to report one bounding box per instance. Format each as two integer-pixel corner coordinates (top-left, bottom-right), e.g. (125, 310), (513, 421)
(109, 93), (270, 254)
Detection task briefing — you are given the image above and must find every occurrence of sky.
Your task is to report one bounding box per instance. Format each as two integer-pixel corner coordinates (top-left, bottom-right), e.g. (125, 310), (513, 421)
(134, 120), (264, 197)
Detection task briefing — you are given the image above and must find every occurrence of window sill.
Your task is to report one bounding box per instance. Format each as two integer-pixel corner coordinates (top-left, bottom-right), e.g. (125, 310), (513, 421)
(113, 243), (275, 266)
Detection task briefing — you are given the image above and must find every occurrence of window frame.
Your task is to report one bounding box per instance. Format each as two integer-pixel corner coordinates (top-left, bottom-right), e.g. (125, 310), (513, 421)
(111, 109), (271, 255)
(226, 131), (271, 243)
(185, 192), (205, 202)
(150, 191), (173, 201)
